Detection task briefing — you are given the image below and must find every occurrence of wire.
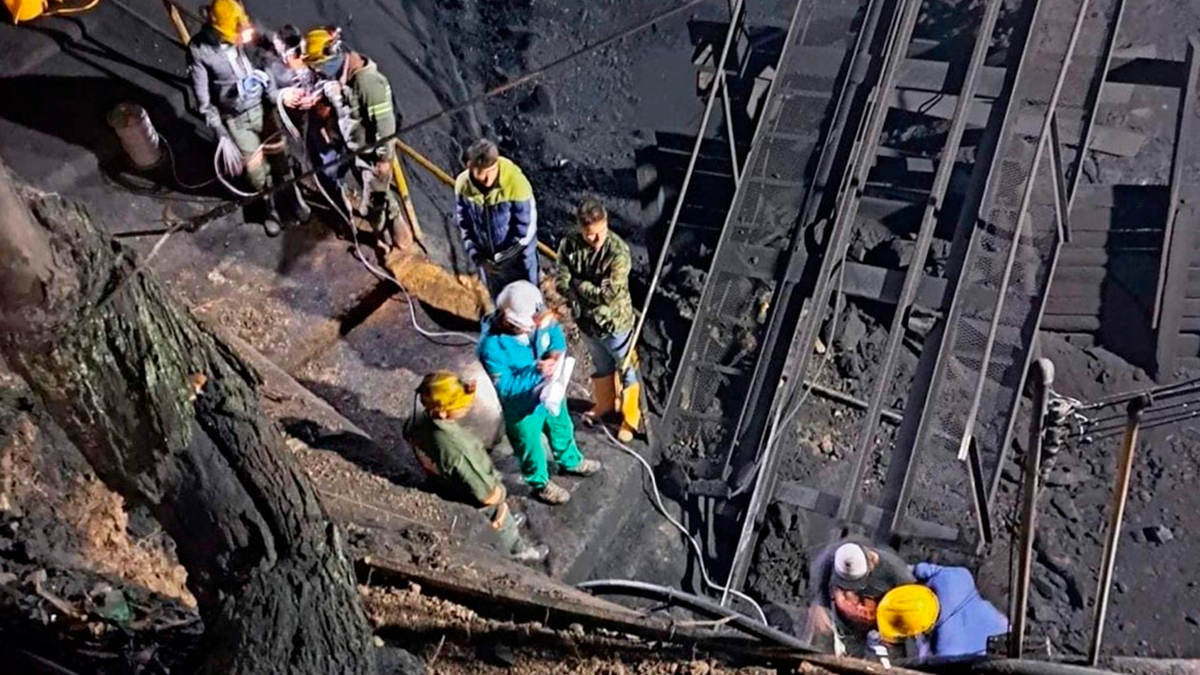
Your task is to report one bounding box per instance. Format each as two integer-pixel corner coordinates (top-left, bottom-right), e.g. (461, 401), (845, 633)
(43, 0), (100, 17)
(569, 378), (767, 625)
(160, 137), (218, 190)
(311, 171), (477, 346)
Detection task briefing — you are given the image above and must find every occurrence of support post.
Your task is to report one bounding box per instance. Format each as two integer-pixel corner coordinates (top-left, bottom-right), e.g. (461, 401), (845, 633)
(1010, 358), (1054, 657)
(390, 152), (425, 248)
(1087, 394), (1151, 664)
(1153, 37), (1200, 378)
(161, 0), (191, 45)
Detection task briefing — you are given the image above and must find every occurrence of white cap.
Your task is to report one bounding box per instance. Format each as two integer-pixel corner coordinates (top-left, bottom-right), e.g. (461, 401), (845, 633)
(496, 280), (543, 331)
(833, 543), (869, 587)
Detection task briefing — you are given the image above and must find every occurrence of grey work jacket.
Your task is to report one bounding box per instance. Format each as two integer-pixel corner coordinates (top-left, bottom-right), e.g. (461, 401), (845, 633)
(187, 25), (276, 125)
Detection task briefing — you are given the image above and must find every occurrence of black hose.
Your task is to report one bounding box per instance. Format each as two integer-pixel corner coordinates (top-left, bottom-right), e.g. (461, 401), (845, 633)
(576, 579), (815, 653)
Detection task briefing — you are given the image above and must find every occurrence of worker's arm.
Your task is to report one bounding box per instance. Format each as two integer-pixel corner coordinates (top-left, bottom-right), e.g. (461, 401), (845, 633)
(454, 186), (481, 263)
(554, 240), (575, 301)
(507, 173), (537, 251)
(544, 321), (568, 354)
(479, 341), (544, 400)
(360, 71), (397, 161)
(187, 46), (223, 133)
(572, 242), (630, 305)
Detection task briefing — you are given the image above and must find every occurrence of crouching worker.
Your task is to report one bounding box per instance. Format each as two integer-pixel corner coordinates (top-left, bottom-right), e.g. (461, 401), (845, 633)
(875, 562), (1008, 659)
(406, 371), (549, 563)
(478, 280), (602, 505)
(555, 196), (642, 442)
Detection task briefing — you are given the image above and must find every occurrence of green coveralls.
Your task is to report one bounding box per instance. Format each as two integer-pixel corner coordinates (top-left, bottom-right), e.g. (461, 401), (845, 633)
(477, 316), (584, 488)
(406, 412), (524, 554)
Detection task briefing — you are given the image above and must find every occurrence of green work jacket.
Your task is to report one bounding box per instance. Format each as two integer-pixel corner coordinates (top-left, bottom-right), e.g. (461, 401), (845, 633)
(406, 413), (502, 507)
(555, 230), (635, 337)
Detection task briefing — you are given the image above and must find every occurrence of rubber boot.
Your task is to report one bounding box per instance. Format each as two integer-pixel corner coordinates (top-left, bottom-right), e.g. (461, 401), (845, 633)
(582, 375), (617, 426)
(617, 381), (643, 443)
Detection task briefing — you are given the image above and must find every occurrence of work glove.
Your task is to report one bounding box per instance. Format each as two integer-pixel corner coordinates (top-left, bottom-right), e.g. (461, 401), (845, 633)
(216, 136), (244, 177)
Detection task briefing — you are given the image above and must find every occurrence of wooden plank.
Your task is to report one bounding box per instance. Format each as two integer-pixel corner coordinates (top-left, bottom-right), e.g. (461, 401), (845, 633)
(841, 261), (948, 308)
(773, 482), (958, 541)
(1014, 115), (1147, 156)
(895, 59), (1005, 98)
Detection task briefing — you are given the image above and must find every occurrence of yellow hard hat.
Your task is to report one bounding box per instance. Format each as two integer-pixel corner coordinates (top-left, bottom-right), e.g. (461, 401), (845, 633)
(303, 26), (342, 64)
(417, 371), (476, 414)
(208, 0), (250, 43)
(877, 584), (939, 642)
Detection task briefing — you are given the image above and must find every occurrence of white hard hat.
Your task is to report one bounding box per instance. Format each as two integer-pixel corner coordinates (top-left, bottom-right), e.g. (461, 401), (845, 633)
(833, 543), (869, 591)
(496, 280), (543, 330)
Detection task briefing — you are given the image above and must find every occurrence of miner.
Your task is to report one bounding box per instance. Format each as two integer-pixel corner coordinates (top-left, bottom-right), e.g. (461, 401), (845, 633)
(188, 0), (306, 236)
(477, 281), (601, 504)
(809, 541), (915, 655)
(304, 26), (408, 251)
(455, 139), (539, 297)
(555, 196), (642, 442)
(874, 563), (1008, 658)
(405, 371), (549, 563)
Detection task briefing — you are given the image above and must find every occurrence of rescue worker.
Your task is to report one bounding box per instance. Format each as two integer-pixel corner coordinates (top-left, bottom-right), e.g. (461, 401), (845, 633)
(189, 0), (305, 236)
(809, 541), (915, 655)
(405, 371), (549, 563)
(477, 280), (601, 504)
(455, 139), (538, 297)
(875, 563), (1008, 659)
(555, 196), (641, 442)
(248, 23), (314, 227)
(303, 27), (408, 252)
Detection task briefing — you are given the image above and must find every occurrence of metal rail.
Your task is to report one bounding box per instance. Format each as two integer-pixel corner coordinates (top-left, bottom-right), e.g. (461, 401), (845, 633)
(838, 0), (1006, 524)
(1010, 358), (1054, 658)
(717, 0), (914, 599)
(879, 0), (1113, 541)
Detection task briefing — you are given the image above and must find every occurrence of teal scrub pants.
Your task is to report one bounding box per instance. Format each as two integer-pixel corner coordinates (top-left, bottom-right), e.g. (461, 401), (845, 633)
(504, 404), (583, 488)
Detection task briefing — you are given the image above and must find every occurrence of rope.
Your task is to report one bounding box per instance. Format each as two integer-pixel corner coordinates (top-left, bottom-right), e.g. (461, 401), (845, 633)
(182, 0), (712, 233)
(311, 168), (477, 346)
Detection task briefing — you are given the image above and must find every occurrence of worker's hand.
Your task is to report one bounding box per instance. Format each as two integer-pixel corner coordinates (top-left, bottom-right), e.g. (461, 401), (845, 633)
(279, 87), (306, 108)
(806, 606), (833, 635)
(537, 352), (562, 377)
(374, 158), (392, 177)
(216, 136), (244, 177)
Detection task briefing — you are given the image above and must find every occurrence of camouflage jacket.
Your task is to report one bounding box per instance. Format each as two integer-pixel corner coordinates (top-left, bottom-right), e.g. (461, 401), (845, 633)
(555, 230), (635, 337)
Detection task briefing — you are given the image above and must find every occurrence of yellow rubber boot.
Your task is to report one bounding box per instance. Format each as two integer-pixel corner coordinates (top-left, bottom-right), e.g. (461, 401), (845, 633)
(618, 381), (642, 443)
(583, 375), (617, 425)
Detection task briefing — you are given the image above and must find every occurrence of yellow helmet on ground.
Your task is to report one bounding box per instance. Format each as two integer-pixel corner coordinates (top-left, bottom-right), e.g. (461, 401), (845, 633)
(208, 0), (250, 43)
(877, 584), (939, 642)
(417, 371), (476, 414)
(303, 26), (342, 64)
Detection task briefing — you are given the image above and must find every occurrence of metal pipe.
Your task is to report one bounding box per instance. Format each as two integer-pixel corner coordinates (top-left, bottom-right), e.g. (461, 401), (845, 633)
(1010, 358), (1054, 657)
(577, 578), (814, 652)
(622, 0), (745, 372)
(395, 139), (456, 187)
(805, 380), (903, 424)
(1087, 394), (1150, 664)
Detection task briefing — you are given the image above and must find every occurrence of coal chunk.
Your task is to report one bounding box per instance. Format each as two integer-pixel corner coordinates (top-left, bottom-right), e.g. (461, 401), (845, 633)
(1144, 525), (1174, 545)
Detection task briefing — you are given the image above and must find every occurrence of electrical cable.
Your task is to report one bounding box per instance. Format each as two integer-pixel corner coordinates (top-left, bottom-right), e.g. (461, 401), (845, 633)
(311, 171), (477, 346)
(569, 372), (767, 624)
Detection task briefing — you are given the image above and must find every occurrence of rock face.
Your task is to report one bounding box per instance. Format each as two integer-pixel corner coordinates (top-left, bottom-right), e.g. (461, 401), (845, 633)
(0, 180), (412, 675)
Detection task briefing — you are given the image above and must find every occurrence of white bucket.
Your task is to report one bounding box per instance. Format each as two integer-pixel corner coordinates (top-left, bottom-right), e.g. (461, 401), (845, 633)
(107, 103), (162, 170)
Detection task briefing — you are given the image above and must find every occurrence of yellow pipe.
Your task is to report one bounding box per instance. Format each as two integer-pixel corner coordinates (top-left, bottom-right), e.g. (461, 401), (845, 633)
(161, 0), (190, 44)
(395, 139), (455, 187)
(390, 152), (424, 247)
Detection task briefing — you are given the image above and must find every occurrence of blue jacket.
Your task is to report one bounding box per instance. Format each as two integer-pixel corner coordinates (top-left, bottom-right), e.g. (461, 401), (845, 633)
(914, 563), (1008, 657)
(477, 314), (566, 421)
(455, 157), (538, 266)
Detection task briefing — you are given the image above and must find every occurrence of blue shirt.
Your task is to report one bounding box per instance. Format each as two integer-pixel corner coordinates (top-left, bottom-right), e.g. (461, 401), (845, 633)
(914, 563), (1008, 657)
(477, 315), (566, 421)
